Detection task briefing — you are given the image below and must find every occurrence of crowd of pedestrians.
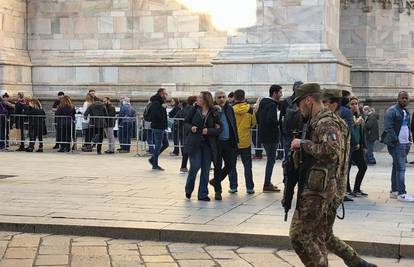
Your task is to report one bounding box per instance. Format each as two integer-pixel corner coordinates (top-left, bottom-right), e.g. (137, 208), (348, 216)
(1, 84), (414, 203)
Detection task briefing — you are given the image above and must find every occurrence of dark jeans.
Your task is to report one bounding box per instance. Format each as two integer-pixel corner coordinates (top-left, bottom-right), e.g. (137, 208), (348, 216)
(185, 141), (211, 199)
(146, 128), (154, 154)
(366, 141), (376, 163)
(214, 140), (238, 193)
(388, 143), (410, 195)
(263, 142), (277, 186)
(150, 129), (169, 168)
(181, 153), (189, 169)
(347, 148), (367, 192)
(235, 147), (254, 191)
(119, 122), (133, 151)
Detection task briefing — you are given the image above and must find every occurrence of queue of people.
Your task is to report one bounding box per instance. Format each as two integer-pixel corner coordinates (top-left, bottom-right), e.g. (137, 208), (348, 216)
(0, 89), (137, 154)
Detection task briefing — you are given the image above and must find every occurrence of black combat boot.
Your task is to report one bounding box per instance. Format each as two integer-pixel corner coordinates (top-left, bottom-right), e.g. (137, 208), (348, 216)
(356, 259), (378, 267)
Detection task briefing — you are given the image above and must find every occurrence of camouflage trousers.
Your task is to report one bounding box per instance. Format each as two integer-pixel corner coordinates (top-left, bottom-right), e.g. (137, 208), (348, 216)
(289, 186), (362, 267)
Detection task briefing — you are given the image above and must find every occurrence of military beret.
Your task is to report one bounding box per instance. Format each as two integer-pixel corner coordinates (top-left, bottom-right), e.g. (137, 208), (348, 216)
(292, 83), (321, 104)
(322, 89), (342, 99)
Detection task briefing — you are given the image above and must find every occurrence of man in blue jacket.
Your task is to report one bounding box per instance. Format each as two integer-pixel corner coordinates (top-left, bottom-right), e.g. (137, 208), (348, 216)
(383, 91), (414, 202)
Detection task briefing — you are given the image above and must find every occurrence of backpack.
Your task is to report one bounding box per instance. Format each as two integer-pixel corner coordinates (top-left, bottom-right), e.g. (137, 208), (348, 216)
(282, 98), (303, 136)
(143, 102), (152, 122)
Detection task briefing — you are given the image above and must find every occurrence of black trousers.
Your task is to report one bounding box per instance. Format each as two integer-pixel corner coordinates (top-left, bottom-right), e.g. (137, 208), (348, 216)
(93, 128), (104, 153)
(28, 128), (43, 149)
(214, 140), (238, 193)
(347, 148), (368, 192)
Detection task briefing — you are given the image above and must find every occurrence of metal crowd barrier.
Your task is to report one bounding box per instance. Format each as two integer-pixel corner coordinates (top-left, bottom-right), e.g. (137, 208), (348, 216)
(0, 113), (284, 156)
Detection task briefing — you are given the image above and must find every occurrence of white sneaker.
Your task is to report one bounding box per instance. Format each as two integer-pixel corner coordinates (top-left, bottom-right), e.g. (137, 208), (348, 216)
(397, 194), (414, 202)
(390, 191), (399, 199)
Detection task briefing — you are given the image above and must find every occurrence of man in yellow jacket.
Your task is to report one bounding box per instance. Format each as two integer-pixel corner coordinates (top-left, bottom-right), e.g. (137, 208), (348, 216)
(233, 89), (256, 194)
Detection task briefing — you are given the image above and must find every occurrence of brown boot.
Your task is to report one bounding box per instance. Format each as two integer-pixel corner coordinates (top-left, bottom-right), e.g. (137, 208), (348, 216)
(263, 184), (281, 193)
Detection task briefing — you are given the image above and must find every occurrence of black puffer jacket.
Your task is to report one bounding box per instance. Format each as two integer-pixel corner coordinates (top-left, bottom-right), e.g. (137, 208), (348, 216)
(256, 98), (280, 144)
(84, 101), (108, 129)
(149, 94), (168, 130)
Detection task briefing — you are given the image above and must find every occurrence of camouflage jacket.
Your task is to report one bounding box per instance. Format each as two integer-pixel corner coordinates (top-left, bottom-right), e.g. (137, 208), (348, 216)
(301, 108), (350, 199)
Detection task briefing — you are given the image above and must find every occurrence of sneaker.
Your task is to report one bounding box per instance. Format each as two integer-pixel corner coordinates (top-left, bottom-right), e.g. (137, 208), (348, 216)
(35, 149), (43, 153)
(390, 191), (399, 199)
(353, 190), (368, 197)
(246, 189), (255, 195)
(263, 184), (281, 193)
(398, 194), (414, 202)
(228, 188), (238, 194)
(198, 196), (211, 202)
(104, 151), (114, 154)
(343, 195), (354, 202)
(179, 168), (188, 174)
(152, 166), (165, 171)
(215, 193), (222, 201)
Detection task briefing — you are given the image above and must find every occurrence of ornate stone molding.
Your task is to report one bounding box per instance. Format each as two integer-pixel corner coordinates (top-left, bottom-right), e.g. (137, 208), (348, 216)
(341, 0), (414, 14)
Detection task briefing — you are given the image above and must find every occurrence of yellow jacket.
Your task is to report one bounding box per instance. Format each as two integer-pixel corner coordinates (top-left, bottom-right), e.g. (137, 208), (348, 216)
(233, 102), (256, 149)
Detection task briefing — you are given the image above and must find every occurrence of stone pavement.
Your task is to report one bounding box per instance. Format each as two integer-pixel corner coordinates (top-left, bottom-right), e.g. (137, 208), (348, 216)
(0, 151), (414, 258)
(0, 231), (413, 267)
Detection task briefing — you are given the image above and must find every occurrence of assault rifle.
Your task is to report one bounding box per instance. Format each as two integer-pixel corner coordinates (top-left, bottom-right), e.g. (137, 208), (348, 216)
(282, 123), (308, 221)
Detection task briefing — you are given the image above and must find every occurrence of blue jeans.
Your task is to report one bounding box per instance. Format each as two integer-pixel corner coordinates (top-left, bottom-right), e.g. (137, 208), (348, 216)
(235, 147), (254, 191)
(388, 143), (410, 195)
(120, 122), (133, 151)
(263, 142), (277, 186)
(186, 141), (211, 199)
(151, 129), (169, 168)
(366, 141), (376, 163)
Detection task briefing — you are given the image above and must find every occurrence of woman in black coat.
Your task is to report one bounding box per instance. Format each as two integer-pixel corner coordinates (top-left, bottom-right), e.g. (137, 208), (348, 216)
(56, 96), (76, 152)
(184, 91), (222, 201)
(25, 99), (46, 152)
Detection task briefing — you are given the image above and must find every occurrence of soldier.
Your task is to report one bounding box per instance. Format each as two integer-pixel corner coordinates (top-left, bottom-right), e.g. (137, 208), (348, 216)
(289, 84), (377, 267)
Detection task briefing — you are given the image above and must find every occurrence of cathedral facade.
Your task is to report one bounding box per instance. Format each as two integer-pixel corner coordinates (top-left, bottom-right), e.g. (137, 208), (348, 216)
(1, 0), (414, 112)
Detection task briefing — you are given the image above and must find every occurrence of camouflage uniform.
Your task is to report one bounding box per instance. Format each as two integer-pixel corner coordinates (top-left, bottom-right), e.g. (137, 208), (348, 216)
(289, 108), (363, 267)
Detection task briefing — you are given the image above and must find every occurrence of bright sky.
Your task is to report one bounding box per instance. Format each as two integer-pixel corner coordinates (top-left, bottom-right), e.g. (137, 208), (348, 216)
(177, 0), (257, 32)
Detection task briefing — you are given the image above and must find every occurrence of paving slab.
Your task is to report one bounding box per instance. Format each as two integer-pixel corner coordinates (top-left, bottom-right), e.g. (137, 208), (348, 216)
(0, 151), (414, 258)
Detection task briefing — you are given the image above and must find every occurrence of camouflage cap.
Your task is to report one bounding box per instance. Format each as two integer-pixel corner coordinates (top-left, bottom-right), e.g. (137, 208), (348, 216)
(322, 89), (342, 99)
(292, 83), (321, 104)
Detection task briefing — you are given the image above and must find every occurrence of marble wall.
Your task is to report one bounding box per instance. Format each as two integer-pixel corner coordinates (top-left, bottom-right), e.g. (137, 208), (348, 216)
(0, 0), (32, 97)
(340, 3), (414, 100)
(27, 0), (349, 100)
